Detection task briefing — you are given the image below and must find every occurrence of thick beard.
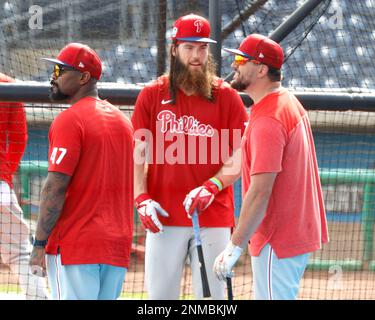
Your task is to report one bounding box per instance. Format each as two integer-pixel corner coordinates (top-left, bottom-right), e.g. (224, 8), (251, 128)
(230, 73), (249, 92)
(172, 55), (214, 100)
(49, 81), (70, 101)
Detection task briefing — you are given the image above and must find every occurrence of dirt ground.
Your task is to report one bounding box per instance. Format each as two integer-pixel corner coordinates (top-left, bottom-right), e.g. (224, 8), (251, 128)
(1, 260), (374, 300)
(122, 258), (375, 300)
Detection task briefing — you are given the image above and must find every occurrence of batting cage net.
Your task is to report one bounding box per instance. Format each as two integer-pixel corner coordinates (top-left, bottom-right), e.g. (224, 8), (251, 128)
(0, 0), (375, 300)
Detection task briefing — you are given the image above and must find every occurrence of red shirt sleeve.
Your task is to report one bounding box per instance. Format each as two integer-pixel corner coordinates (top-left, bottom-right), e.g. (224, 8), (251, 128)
(48, 110), (82, 176)
(132, 86), (153, 132)
(7, 102), (27, 173)
(249, 117), (287, 175)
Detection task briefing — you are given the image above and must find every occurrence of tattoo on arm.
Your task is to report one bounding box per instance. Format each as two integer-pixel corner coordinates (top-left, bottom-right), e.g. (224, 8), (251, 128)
(36, 172), (71, 239)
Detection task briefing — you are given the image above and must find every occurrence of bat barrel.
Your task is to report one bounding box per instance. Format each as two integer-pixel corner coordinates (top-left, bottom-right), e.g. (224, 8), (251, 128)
(226, 277), (233, 300)
(197, 245), (211, 298)
(192, 211), (212, 298)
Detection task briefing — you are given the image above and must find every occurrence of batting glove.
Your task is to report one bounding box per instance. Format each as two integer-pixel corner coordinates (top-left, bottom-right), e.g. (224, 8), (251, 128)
(213, 241), (243, 281)
(135, 193), (169, 234)
(183, 177), (223, 218)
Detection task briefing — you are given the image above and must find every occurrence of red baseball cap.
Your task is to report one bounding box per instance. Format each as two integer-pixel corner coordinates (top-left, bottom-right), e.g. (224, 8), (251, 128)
(171, 13), (217, 44)
(224, 34), (284, 69)
(42, 43), (102, 80)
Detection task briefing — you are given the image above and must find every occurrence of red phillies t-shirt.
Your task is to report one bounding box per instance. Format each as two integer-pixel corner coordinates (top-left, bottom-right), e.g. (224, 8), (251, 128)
(132, 75), (248, 227)
(242, 89), (329, 258)
(0, 73), (27, 188)
(45, 97), (134, 268)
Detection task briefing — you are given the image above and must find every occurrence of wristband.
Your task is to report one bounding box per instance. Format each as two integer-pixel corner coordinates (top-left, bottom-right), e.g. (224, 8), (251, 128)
(209, 177), (223, 191)
(203, 177), (224, 196)
(33, 238), (48, 248)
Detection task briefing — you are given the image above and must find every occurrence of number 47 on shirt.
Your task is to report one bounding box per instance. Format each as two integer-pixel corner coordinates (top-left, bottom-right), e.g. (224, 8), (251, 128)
(50, 147), (67, 165)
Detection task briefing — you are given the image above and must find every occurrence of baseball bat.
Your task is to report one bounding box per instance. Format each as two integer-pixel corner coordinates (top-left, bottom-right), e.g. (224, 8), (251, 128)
(191, 210), (211, 299)
(226, 277), (233, 300)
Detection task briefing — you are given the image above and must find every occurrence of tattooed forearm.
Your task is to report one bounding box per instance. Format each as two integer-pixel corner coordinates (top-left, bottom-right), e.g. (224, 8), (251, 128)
(40, 204), (64, 236)
(35, 172), (71, 240)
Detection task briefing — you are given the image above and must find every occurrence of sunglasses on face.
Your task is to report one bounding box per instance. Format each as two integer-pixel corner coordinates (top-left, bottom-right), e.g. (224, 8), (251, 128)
(53, 64), (79, 79)
(233, 55), (261, 67)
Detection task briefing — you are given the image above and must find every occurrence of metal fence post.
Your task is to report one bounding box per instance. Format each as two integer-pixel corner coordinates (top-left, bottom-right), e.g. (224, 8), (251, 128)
(209, 0), (222, 76)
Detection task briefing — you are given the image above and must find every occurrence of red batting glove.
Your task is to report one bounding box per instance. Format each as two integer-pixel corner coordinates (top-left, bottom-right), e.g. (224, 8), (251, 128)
(135, 193), (169, 234)
(183, 178), (223, 218)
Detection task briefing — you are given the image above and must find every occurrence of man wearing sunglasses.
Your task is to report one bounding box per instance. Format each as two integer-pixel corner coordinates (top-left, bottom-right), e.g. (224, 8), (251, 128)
(213, 34), (329, 299)
(132, 14), (248, 299)
(29, 43), (134, 300)
(0, 72), (49, 299)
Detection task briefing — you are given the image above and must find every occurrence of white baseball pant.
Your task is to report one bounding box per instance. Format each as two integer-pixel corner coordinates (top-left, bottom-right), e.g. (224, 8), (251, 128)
(145, 225), (230, 299)
(0, 181), (49, 299)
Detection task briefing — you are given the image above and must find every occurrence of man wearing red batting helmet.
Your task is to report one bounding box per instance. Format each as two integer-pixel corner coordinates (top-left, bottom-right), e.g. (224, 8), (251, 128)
(29, 43), (134, 300)
(213, 34), (329, 299)
(132, 14), (248, 299)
